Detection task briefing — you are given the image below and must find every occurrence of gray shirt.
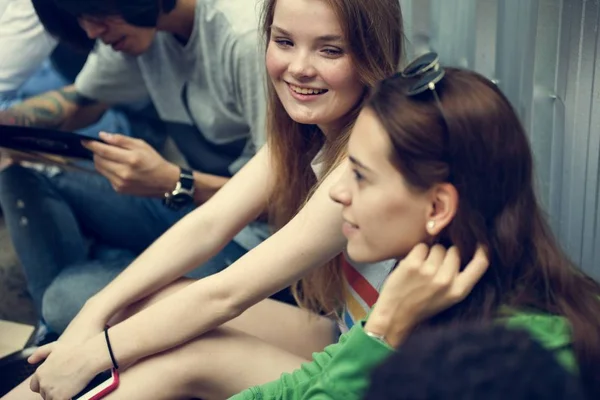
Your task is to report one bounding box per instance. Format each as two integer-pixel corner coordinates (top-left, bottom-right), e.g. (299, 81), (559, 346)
(75, 0), (269, 250)
(75, 0), (266, 175)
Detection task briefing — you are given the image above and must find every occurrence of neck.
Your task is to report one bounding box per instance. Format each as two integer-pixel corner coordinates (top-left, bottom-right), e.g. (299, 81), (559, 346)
(319, 92), (367, 139)
(317, 124), (334, 139)
(318, 116), (351, 140)
(155, 0), (196, 41)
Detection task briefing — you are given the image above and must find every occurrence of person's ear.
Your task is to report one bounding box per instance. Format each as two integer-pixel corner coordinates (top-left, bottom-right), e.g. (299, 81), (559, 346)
(424, 183), (458, 235)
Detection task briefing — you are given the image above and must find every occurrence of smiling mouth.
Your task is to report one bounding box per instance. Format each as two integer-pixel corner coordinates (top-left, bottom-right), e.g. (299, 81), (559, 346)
(287, 83), (328, 96)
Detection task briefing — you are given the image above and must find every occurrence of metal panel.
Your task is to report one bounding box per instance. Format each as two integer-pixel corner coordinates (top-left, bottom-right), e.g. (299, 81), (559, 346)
(496, 0), (539, 127)
(558, 0), (600, 275)
(531, 0), (563, 219)
(474, 0), (498, 79)
(576, 1), (600, 272)
(430, 0), (477, 68)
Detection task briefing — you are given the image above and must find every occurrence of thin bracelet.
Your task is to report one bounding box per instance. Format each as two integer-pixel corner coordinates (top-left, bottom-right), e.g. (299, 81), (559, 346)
(364, 329), (391, 346)
(104, 326), (120, 370)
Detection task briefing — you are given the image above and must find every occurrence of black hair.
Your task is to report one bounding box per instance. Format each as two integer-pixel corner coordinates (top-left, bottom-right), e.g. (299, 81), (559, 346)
(364, 323), (586, 400)
(31, 0), (177, 51)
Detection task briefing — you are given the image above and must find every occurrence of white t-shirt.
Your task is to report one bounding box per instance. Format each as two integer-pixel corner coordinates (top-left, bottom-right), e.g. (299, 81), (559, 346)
(0, 0), (57, 95)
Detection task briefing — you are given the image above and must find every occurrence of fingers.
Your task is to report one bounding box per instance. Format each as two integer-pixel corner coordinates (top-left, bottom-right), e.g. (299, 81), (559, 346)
(93, 155), (125, 179)
(403, 243), (430, 264)
(436, 246), (460, 285)
(99, 132), (143, 149)
(28, 343), (55, 364)
(83, 131), (148, 162)
(453, 246), (489, 300)
(83, 140), (132, 164)
(30, 374), (40, 393)
(423, 244), (445, 274)
(401, 243), (488, 303)
(93, 156), (139, 194)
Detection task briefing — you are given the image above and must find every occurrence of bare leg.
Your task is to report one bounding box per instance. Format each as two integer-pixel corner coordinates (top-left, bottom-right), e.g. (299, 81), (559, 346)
(104, 326), (307, 400)
(2, 279), (334, 399)
(2, 379), (40, 400)
(224, 297), (335, 359)
(2, 327), (307, 400)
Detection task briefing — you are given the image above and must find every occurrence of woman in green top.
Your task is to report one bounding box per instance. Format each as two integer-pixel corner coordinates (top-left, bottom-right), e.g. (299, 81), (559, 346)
(234, 59), (600, 399)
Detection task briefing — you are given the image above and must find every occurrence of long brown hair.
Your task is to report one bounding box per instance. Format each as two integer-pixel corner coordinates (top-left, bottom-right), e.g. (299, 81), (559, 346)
(368, 68), (600, 397)
(260, 0), (404, 314)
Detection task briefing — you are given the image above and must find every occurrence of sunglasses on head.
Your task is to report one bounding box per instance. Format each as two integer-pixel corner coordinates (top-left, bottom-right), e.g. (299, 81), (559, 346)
(389, 52), (450, 150)
(396, 51), (446, 109)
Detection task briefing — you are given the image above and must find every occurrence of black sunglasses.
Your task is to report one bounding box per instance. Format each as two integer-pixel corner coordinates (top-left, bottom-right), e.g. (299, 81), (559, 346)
(398, 51), (446, 110)
(390, 52), (450, 151)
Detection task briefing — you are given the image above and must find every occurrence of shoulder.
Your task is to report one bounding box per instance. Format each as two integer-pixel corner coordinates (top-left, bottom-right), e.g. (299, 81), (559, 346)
(0, 0), (48, 35)
(200, 0), (262, 36)
(77, 42), (137, 83)
(502, 311), (577, 373)
(0, 0), (34, 21)
(195, 0), (263, 68)
(503, 311), (571, 347)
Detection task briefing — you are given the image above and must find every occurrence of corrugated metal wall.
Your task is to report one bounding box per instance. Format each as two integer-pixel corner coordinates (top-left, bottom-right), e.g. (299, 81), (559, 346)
(401, 0), (600, 278)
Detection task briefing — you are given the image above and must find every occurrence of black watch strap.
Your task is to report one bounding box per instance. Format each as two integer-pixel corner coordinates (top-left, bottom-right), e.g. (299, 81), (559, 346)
(179, 168), (194, 191)
(162, 167), (195, 210)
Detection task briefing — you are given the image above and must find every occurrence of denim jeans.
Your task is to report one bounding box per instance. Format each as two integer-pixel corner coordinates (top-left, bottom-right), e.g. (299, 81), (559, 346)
(0, 61), (245, 332)
(0, 165), (247, 333)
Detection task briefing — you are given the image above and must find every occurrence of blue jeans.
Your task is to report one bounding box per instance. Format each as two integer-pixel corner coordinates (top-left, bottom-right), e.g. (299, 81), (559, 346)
(0, 165), (247, 333)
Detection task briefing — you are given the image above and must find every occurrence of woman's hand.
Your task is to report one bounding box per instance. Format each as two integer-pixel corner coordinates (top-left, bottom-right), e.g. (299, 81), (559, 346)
(365, 244), (489, 348)
(29, 334), (109, 400)
(28, 302), (108, 365)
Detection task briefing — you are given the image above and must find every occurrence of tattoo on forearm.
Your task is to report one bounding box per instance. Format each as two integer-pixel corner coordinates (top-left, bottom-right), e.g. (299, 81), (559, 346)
(0, 88), (97, 129)
(8, 93), (65, 129)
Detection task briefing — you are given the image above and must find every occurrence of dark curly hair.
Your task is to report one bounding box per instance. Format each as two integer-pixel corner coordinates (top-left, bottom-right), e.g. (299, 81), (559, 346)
(364, 323), (585, 400)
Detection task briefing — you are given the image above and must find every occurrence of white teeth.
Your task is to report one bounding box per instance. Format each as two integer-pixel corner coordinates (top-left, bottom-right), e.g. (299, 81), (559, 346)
(290, 84), (326, 95)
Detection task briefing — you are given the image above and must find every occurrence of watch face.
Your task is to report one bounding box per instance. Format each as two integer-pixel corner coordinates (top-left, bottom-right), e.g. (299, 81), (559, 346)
(170, 192), (193, 205)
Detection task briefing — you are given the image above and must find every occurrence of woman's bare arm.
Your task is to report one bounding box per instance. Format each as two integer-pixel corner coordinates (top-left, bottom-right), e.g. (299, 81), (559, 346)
(84, 161), (349, 371)
(83, 145), (276, 324)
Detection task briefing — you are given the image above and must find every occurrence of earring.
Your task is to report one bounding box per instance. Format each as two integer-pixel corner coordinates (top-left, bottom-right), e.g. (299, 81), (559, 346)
(427, 220), (436, 231)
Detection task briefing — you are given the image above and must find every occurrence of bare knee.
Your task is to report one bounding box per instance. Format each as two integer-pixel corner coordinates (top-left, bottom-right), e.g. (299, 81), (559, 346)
(102, 327), (303, 400)
(103, 329), (234, 400)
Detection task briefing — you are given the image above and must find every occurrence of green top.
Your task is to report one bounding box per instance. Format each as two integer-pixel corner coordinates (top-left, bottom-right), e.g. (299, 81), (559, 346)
(230, 312), (575, 400)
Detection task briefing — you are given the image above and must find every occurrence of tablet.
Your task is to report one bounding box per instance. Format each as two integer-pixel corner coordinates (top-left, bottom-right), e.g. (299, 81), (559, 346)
(0, 124), (103, 172)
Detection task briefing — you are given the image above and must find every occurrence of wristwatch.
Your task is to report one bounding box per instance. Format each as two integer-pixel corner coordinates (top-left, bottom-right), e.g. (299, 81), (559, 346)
(163, 167), (195, 210)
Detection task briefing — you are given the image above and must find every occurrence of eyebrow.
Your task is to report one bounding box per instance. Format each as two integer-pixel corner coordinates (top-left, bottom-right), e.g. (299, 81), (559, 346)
(349, 156), (372, 172)
(271, 25), (344, 43)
